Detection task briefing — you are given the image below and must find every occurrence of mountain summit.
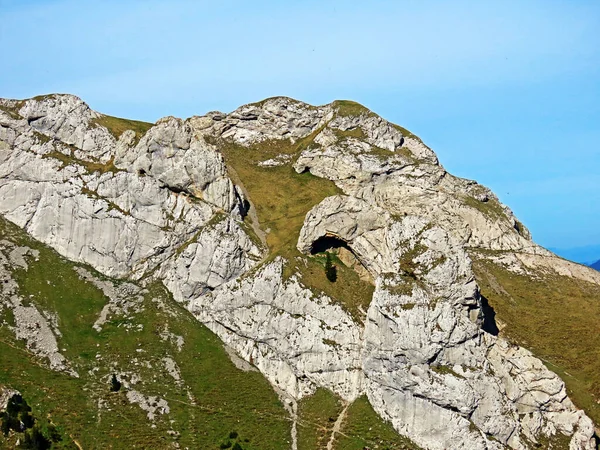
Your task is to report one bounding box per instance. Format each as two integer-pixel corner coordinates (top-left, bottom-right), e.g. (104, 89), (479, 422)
(0, 94), (598, 449)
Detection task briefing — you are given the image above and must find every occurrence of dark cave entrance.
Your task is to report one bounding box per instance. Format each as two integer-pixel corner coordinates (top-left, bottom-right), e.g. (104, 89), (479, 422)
(480, 295), (499, 336)
(309, 234), (374, 284)
(310, 235), (351, 255)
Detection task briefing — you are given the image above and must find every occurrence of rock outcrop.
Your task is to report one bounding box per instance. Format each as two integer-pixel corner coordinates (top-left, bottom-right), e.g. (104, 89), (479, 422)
(0, 94), (597, 449)
(0, 239), (77, 376)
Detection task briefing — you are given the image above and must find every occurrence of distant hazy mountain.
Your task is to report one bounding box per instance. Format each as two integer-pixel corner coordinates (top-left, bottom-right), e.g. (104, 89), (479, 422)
(549, 244), (600, 264)
(590, 260), (600, 271)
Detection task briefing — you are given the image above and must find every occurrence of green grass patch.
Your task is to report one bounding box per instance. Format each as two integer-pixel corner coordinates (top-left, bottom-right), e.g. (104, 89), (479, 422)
(31, 94), (58, 102)
(0, 217), (291, 449)
(43, 147), (122, 176)
(216, 137), (374, 321)
(297, 388), (344, 450)
(332, 100), (373, 118)
(472, 253), (600, 426)
(331, 126), (366, 140)
(391, 123), (422, 142)
(91, 115), (153, 144)
(298, 252), (374, 322)
(81, 186), (129, 216)
(0, 104), (22, 120)
(462, 194), (508, 222)
(430, 365), (464, 379)
(247, 96), (317, 110)
(531, 430), (572, 450)
(335, 396), (422, 450)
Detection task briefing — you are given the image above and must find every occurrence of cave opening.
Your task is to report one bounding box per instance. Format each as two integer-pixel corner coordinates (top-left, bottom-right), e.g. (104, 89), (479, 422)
(310, 235), (350, 255)
(309, 234), (374, 284)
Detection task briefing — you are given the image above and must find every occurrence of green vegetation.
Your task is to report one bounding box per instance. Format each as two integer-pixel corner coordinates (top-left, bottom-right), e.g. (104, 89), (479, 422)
(216, 136), (374, 321)
(1, 394), (35, 435)
(90, 114), (153, 144)
(297, 388), (344, 450)
(331, 126), (366, 141)
(296, 391), (421, 450)
(42, 148), (121, 176)
(0, 104), (22, 120)
(80, 186), (130, 216)
(398, 242), (429, 278)
(296, 252), (375, 321)
(430, 365), (464, 379)
(332, 100), (373, 118)
(217, 430), (251, 449)
(0, 394), (61, 449)
(324, 252), (337, 282)
(368, 143), (415, 163)
(0, 217), (291, 449)
(472, 252), (600, 425)
(391, 123), (422, 142)
(248, 96), (317, 110)
(462, 194), (508, 221)
(336, 396), (421, 450)
(530, 430), (572, 450)
(215, 135), (340, 260)
(31, 94), (58, 102)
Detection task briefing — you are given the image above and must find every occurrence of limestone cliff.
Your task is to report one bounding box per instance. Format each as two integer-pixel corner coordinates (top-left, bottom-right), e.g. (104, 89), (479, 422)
(0, 94), (598, 449)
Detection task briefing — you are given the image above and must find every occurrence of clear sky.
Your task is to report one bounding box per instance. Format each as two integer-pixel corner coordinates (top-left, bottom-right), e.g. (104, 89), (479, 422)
(1, 0), (599, 260)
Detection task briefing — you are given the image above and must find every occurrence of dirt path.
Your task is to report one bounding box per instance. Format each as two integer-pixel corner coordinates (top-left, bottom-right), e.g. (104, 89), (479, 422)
(70, 436), (83, 450)
(326, 401), (349, 450)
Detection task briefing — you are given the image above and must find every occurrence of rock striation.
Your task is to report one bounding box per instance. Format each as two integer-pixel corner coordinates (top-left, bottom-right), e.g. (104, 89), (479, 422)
(0, 94), (598, 449)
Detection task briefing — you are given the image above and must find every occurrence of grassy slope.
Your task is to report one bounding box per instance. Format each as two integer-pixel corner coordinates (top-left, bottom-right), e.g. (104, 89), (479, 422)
(217, 136), (374, 322)
(0, 217), (290, 449)
(336, 396), (420, 450)
(297, 388), (344, 450)
(297, 390), (421, 450)
(0, 183), (419, 450)
(90, 115), (153, 144)
(471, 251), (600, 426)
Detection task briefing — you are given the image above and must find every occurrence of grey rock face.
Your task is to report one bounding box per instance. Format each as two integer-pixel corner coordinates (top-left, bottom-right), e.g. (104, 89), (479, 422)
(115, 116), (244, 214)
(0, 96), (249, 280)
(159, 216), (261, 301)
(296, 195), (593, 449)
(294, 131), (538, 254)
(188, 258), (365, 401)
(0, 94), (596, 449)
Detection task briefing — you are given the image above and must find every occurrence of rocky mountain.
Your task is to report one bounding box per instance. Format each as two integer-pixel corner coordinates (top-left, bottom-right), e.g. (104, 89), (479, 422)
(0, 94), (599, 449)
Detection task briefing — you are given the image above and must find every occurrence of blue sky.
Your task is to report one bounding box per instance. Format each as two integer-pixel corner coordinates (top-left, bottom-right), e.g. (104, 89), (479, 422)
(1, 0), (599, 261)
